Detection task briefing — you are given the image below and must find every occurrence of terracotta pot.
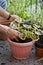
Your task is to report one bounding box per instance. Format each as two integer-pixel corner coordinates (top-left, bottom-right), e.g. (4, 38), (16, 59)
(35, 47), (43, 58)
(8, 38), (36, 60)
(35, 39), (43, 58)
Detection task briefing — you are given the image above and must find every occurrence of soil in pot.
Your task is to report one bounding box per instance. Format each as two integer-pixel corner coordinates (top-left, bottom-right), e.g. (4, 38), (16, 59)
(35, 39), (43, 57)
(11, 38), (32, 43)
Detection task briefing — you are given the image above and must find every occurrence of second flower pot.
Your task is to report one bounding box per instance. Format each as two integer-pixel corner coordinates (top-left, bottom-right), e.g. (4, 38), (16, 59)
(35, 39), (43, 58)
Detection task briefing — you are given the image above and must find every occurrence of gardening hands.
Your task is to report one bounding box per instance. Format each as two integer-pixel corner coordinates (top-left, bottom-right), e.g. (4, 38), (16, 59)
(9, 15), (25, 22)
(7, 27), (20, 41)
(0, 7), (24, 24)
(0, 24), (20, 41)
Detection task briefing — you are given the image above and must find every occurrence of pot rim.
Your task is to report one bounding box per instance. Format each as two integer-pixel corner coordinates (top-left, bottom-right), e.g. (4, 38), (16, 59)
(8, 38), (39, 46)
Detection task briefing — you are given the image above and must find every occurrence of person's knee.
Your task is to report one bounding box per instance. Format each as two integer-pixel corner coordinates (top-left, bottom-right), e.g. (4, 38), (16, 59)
(0, 0), (7, 9)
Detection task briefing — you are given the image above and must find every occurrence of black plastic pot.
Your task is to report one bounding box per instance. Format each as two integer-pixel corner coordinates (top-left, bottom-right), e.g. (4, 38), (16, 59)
(39, 35), (43, 41)
(35, 35), (43, 48)
(35, 39), (43, 48)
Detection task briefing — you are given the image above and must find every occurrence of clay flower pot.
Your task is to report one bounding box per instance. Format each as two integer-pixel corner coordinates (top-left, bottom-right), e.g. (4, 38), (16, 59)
(35, 39), (43, 58)
(35, 47), (43, 57)
(8, 38), (36, 60)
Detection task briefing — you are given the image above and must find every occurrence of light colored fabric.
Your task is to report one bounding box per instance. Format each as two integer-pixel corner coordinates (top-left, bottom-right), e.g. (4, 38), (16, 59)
(0, 0), (7, 9)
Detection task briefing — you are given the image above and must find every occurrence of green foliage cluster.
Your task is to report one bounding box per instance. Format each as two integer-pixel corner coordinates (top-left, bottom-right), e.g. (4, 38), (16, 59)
(30, 3), (43, 28)
(7, 0), (43, 27)
(7, 0), (35, 20)
(7, 0), (43, 40)
(10, 21), (40, 40)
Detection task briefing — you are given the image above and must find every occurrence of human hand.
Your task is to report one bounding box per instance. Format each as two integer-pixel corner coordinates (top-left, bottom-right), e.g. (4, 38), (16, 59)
(9, 15), (25, 22)
(0, 24), (20, 41)
(0, 17), (10, 25)
(7, 28), (20, 41)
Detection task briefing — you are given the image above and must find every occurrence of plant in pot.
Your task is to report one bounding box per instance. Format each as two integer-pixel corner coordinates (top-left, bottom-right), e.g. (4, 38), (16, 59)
(7, 0), (43, 59)
(8, 19), (41, 60)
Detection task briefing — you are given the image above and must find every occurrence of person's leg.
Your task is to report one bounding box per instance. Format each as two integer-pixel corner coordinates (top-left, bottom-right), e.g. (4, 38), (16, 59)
(0, 0), (7, 9)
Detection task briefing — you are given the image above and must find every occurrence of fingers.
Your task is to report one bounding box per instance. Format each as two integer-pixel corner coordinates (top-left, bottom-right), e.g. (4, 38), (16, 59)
(0, 24), (20, 41)
(0, 24), (8, 40)
(7, 28), (20, 39)
(10, 15), (25, 23)
(0, 17), (10, 24)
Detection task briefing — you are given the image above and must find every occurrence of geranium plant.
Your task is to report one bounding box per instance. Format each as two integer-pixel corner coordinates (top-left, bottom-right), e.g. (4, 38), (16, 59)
(10, 21), (40, 42)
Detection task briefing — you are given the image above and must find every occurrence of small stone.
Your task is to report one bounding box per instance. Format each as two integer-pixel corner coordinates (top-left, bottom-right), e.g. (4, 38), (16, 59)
(34, 64), (35, 65)
(6, 48), (8, 50)
(1, 63), (6, 65)
(0, 52), (1, 54)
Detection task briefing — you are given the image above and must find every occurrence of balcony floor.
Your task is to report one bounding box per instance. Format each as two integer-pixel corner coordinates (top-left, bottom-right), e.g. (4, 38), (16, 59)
(0, 41), (43, 65)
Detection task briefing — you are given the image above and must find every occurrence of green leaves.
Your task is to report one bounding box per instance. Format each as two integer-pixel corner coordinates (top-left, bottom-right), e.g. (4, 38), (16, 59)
(7, 0), (31, 19)
(10, 21), (39, 40)
(8, 0), (43, 40)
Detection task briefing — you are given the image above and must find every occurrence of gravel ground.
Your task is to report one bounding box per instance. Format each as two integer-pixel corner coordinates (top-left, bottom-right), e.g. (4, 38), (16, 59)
(0, 41), (43, 65)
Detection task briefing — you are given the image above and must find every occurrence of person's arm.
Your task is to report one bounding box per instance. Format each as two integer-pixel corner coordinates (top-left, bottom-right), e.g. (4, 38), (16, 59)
(0, 7), (22, 22)
(0, 24), (20, 41)
(0, 6), (10, 19)
(0, 7), (24, 24)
